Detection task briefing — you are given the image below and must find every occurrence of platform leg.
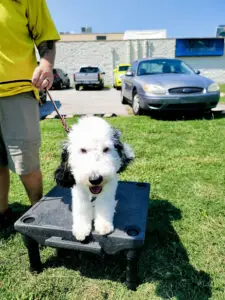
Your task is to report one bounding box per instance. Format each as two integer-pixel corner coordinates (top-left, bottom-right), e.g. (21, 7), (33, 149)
(125, 249), (140, 291)
(23, 235), (42, 273)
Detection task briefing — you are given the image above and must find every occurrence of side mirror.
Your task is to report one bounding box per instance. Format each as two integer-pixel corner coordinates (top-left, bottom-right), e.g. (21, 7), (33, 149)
(195, 70), (200, 75)
(125, 71), (134, 77)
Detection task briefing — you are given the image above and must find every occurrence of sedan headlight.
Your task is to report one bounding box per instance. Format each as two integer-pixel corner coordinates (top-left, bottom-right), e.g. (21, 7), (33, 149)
(208, 83), (220, 92)
(143, 84), (166, 95)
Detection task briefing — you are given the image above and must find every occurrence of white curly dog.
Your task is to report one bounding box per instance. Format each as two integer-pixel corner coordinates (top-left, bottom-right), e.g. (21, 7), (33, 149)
(54, 116), (134, 241)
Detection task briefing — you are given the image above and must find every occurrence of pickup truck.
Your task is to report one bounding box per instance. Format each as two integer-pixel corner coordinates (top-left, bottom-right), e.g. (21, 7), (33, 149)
(73, 66), (105, 90)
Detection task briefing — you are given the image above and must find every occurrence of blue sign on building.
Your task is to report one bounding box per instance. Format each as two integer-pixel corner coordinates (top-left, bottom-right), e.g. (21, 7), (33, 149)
(176, 38), (224, 57)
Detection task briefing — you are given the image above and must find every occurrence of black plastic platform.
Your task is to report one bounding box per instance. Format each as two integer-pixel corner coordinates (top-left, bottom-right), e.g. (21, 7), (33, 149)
(15, 181), (150, 290)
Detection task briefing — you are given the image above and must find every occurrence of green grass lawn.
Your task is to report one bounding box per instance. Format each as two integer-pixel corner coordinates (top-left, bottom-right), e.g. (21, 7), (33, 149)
(219, 97), (225, 103)
(219, 83), (225, 94)
(218, 84), (225, 103)
(1, 116), (225, 300)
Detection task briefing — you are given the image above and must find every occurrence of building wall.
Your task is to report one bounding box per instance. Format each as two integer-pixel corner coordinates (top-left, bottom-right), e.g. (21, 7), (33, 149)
(60, 33), (124, 42)
(54, 38), (225, 86)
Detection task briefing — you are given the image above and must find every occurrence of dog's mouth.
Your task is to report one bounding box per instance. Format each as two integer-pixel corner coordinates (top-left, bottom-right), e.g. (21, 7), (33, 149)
(89, 185), (102, 194)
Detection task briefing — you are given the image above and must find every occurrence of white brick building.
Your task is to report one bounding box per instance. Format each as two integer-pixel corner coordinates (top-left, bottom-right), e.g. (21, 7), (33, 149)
(54, 38), (225, 85)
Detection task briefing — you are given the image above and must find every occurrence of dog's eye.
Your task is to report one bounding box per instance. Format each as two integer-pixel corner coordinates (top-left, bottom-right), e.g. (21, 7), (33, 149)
(103, 147), (110, 153)
(80, 148), (87, 154)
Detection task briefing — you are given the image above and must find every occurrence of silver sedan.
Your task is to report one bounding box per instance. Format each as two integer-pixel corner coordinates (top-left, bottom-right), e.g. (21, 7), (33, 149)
(121, 58), (220, 115)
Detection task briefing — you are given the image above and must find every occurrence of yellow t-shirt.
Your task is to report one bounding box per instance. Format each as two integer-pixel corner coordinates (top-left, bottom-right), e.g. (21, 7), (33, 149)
(0, 0), (60, 98)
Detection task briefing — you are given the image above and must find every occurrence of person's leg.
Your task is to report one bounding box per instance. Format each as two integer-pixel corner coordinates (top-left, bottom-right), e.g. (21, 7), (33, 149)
(1, 92), (42, 207)
(0, 101), (10, 214)
(0, 167), (10, 213)
(20, 170), (43, 205)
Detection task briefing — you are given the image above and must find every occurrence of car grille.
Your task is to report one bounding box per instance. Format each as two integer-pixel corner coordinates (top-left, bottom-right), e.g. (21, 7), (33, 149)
(169, 87), (204, 94)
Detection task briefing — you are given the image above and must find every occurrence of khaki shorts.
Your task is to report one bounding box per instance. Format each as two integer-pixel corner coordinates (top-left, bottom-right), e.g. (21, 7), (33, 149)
(0, 92), (41, 175)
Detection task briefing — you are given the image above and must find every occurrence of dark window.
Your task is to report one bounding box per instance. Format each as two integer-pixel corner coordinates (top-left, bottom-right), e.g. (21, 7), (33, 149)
(96, 35), (107, 40)
(80, 67), (100, 73)
(118, 65), (130, 72)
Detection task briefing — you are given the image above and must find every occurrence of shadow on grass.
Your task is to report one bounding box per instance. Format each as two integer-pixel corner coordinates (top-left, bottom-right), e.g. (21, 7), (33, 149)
(41, 200), (211, 299)
(78, 86), (111, 91)
(147, 110), (225, 121)
(126, 100), (225, 120)
(142, 200), (211, 299)
(212, 110), (225, 119)
(0, 202), (30, 240)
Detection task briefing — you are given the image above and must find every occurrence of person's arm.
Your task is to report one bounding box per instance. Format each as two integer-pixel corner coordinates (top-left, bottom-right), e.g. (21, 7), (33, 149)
(32, 40), (56, 90)
(27, 0), (60, 90)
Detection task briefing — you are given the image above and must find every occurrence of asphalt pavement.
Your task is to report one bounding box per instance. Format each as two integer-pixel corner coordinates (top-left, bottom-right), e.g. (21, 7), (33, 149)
(40, 87), (130, 119)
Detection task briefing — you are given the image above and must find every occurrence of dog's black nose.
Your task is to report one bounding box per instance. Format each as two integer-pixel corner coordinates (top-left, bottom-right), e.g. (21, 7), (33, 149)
(89, 175), (103, 185)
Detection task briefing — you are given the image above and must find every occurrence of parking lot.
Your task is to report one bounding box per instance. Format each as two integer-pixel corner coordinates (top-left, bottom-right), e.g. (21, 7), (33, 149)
(39, 87), (130, 119)
(39, 86), (225, 120)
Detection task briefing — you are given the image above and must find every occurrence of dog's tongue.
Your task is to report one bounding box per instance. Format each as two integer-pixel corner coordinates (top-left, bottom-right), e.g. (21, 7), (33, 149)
(89, 186), (102, 194)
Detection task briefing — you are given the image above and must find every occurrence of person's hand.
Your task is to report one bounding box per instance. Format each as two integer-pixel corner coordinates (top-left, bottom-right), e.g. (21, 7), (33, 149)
(32, 60), (53, 90)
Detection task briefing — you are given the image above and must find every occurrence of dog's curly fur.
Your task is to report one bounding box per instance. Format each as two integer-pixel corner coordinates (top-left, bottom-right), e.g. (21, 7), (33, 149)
(54, 116), (134, 241)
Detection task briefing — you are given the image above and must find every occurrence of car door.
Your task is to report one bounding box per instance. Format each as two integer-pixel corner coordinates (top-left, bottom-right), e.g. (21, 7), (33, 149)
(122, 66), (132, 100)
(65, 73), (70, 86)
(62, 70), (68, 85)
(123, 61), (138, 101)
(58, 69), (65, 84)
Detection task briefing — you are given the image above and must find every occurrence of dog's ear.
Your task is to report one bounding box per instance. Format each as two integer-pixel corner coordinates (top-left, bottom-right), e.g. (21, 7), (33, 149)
(112, 128), (134, 173)
(54, 143), (76, 188)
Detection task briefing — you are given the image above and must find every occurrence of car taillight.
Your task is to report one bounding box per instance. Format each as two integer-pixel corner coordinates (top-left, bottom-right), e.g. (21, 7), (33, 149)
(73, 74), (76, 81)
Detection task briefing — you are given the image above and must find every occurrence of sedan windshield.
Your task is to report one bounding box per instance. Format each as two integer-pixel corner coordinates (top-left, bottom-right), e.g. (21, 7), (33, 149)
(137, 59), (195, 76)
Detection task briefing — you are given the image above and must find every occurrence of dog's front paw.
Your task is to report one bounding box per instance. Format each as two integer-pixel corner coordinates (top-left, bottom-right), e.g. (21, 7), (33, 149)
(95, 219), (114, 236)
(72, 223), (91, 241)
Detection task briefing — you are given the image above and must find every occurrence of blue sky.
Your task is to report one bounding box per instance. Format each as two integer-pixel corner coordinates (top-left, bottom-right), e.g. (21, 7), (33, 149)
(46, 0), (225, 38)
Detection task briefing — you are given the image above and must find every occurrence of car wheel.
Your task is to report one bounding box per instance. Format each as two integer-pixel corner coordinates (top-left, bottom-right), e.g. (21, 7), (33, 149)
(66, 80), (70, 89)
(56, 81), (63, 90)
(59, 81), (63, 89)
(203, 110), (214, 120)
(113, 76), (116, 88)
(75, 85), (80, 91)
(132, 93), (143, 115)
(121, 90), (127, 104)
